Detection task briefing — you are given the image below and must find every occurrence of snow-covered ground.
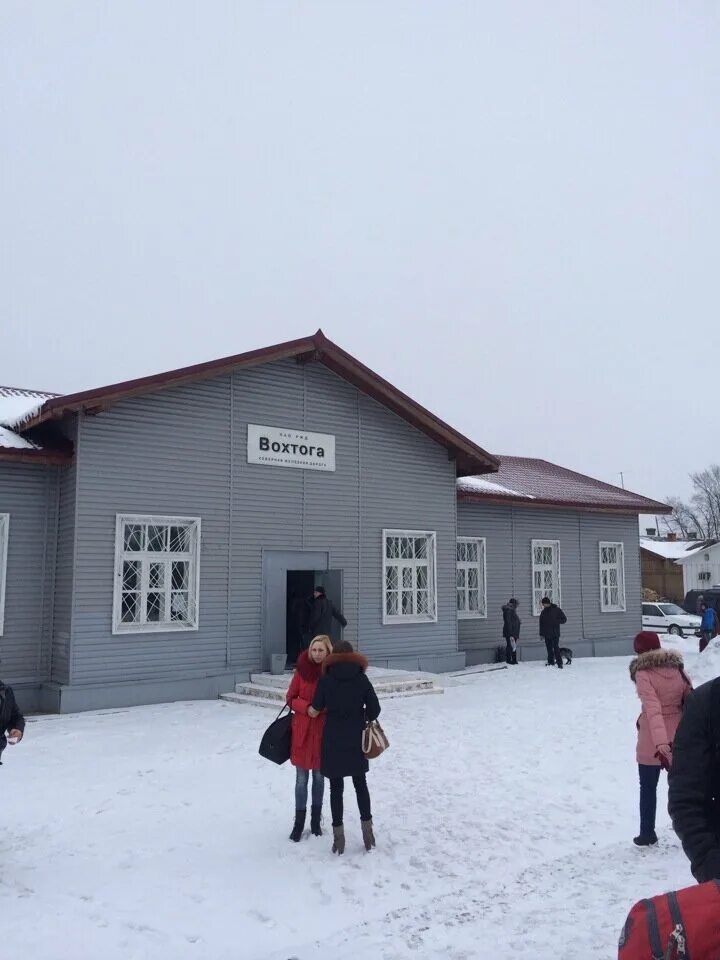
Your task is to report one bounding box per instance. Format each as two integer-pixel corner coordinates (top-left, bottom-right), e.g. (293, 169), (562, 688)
(6, 640), (718, 960)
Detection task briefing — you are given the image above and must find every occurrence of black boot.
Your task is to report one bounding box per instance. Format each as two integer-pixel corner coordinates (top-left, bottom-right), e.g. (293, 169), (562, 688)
(289, 809), (306, 842)
(633, 832), (658, 847)
(310, 805), (322, 837)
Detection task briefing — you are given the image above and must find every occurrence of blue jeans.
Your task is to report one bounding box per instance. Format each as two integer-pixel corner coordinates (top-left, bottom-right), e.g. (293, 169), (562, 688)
(295, 768), (324, 810)
(639, 764), (662, 837)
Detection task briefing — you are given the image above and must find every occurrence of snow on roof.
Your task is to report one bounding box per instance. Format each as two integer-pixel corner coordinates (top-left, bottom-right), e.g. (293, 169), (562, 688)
(0, 386), (56, 431)
(674, 540), (720, 564)
(0, 386), (59, 452)
(0, 425), (39, 450)
(457, 456), (669, 514)
(457, 476), (534, 500)
(639, 538), (703, 561)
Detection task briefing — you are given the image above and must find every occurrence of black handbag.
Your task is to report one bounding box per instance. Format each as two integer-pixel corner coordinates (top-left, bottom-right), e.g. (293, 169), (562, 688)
(258, 704), (292, 765)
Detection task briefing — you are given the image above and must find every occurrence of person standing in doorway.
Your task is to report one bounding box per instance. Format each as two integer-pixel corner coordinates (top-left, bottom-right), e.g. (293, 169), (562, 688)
(539, 597), (568, 668)
(308, 640), (380, 854)
(285, 635), (333, 841)
(0, 674), (25, 765)
(502, 599), (521, 665)
(307, 586), (347, 641)
(699, 601), (720, 653)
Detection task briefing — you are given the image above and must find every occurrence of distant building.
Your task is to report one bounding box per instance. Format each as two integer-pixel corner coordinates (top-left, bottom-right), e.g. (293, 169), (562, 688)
(639, 537), (698, 601)
(675, 540), (720, 595)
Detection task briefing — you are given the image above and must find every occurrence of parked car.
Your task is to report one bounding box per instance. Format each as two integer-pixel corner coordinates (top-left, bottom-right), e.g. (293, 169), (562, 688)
(684, 589), (720, 617)
(642, 602), (702, 637)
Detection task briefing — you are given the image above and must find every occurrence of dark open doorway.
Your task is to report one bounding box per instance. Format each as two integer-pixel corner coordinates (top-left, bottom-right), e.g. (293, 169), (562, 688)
(286, 570), (315, 665)
(285, 569), (345, 665)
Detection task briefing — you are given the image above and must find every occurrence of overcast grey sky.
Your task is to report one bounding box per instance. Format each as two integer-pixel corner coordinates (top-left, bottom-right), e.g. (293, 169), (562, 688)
(2, 2), (718, 502)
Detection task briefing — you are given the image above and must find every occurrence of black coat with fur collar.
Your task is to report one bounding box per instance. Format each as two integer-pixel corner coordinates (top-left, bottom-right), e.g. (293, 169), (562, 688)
(312, 652), (381, 779)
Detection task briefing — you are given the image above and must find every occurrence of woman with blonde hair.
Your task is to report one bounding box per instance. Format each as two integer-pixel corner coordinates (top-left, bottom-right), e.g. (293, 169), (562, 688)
(285, 634), (333, 841)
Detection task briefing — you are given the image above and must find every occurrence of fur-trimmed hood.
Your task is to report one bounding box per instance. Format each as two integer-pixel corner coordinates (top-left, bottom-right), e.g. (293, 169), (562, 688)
(322, 651), (369, 675)
(629, 649), (685, 682)
(294, 650), (323, 683)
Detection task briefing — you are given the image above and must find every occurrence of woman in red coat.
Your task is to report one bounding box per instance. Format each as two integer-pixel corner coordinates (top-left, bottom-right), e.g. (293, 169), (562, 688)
(286, 634), (333, 842)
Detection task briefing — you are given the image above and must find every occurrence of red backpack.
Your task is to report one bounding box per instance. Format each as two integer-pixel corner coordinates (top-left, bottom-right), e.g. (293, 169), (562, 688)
(618, 880), (720, 959)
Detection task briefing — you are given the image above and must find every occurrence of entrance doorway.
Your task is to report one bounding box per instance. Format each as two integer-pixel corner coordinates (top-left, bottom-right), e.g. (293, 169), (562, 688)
(286, 569), (345, 665)
(262, 550), (345, 671)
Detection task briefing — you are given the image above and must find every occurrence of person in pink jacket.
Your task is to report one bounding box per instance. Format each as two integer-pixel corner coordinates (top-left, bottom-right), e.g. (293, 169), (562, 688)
(630, 631), (692, 847)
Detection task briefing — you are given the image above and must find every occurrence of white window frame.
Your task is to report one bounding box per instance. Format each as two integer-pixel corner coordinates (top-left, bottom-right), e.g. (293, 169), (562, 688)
(0, 515), (8, 636)
(112, 514), (201, 635)
(456, 537), (487, 620)
(382, 529), (438, 625)
(531, 539), (561, 616)
(599, 541), (626, 613)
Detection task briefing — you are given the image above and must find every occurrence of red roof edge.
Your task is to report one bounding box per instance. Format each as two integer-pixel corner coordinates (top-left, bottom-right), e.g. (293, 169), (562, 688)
(457, 490), (672, 515)
(0, 446), (72, 466)
(17, 330), (499, 475)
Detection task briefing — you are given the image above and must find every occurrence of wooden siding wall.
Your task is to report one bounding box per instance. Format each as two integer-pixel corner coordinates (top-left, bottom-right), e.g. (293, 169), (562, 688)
(0, 463), (58, 685)
(457, 503), (642, 657)
(69, 359), (458, 685)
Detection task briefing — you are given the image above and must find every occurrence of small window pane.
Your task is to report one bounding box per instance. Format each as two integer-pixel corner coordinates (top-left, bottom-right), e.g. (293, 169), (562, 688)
(171, 561), (189, 590)
(386, 567), (398, 591)
(147, 525), (168, 552)
(169, 525), (190, 553)
(121, 593), (140, 623)
(124, 524), (144, 552)
(122, 560), (140, 591)
(170, 592), (189, 621)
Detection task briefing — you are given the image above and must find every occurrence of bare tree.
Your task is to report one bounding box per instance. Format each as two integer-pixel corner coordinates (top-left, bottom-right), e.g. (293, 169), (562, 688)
(666, 465), (720, 539)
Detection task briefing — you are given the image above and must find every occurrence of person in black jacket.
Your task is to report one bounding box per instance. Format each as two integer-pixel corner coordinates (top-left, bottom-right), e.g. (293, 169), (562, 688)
(539, 597), (567, 669)
(308, 641), (380, 854)
(0, 679), (25, 763)
(307, 587), (347, 641)
(502, 599), (521, 665)
(668, 677), (720, 882)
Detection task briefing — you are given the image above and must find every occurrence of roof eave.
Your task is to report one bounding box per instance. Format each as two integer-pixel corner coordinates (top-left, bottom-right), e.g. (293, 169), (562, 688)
(18, 330), (499, 476)
(0, 447), (72, 466)
(457, 492), (673, 515)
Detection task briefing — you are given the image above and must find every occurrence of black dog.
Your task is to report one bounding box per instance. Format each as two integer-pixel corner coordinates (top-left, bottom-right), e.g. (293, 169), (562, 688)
(559, 647), (573, 665)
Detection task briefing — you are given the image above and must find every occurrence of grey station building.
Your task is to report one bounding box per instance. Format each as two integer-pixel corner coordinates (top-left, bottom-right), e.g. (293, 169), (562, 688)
(0, 332), (667, 712)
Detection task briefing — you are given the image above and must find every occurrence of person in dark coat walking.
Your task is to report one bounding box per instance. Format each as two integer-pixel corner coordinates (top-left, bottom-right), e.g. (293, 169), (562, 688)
(285, 635), (333, 842)
(539, 597), (567, 668)
(669, 676), (720, 882)
(502, 599), (521, 665)
(308, 641), (380, 854)
(307, 586), (347, 640)
(0, 678), (25, 764)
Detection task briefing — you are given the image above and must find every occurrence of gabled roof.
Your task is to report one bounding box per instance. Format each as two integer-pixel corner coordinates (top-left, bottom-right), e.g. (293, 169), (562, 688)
(6, 331), (498, 477)
(0, 386), (70, 465)
(674, 539), (720, 564)
(457, 456), (671, 515)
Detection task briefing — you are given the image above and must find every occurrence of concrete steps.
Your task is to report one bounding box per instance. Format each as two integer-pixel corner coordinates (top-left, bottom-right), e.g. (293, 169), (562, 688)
(219, 667), (444, 709)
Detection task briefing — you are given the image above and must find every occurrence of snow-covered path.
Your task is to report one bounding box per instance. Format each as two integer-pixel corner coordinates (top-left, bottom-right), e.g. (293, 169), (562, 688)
(5, 646), (712, 960)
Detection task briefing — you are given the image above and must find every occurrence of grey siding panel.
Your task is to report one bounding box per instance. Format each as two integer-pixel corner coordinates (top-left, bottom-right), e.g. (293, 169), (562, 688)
(53, 424), (77, 685)
(457, 502), (514, 652)
(458, 504), (643, 656)
(229, 360), (306, 666)
(512, 508), (583, 649)
(580, 513), (642, 643)
(71, 380), (232, 684)
(0, 463), (57, 684)
(359, 395), (458, 660)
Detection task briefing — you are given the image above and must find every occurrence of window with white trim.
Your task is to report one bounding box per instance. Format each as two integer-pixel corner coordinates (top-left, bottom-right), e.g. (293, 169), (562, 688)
(113, 515), (201, 634)
(0, 515), (8, 636)
(383, 530), (437, 624)
(599, 542), (626, 612)
(457, 537), (487, 619)
(531, 539), (561, 615)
